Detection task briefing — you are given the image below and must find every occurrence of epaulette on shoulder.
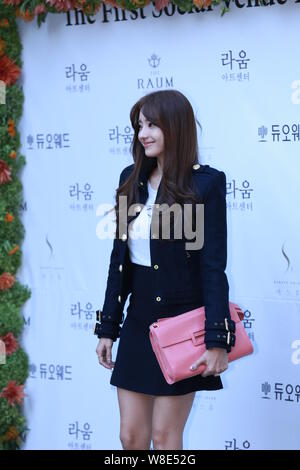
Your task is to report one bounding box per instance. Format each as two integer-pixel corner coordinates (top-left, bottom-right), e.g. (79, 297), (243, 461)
(191, 163), (221, 177)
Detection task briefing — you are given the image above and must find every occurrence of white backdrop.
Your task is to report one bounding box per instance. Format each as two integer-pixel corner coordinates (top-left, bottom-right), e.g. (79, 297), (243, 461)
(17, 1), (300, 450)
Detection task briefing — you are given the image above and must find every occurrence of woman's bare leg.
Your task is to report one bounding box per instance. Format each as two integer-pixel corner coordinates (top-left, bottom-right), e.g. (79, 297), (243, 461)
(117, 387), (154, 450)
(151, 392), (196, 450)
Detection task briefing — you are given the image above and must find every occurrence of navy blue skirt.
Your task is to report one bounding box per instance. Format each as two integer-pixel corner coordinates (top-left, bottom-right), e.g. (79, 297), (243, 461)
(110, 261), (223, 396)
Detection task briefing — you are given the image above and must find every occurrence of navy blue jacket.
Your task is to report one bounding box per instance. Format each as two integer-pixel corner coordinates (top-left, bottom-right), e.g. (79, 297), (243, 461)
(94, 160), (235, 352)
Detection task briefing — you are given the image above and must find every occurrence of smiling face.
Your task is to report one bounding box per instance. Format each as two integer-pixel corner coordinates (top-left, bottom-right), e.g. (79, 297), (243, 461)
(138, 110), (164, 160)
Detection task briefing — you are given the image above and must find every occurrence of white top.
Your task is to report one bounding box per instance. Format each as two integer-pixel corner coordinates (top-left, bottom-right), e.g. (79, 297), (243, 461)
(128, 179), (158, 266)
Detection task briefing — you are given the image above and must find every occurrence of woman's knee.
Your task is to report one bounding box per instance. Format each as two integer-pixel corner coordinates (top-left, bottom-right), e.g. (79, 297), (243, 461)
(120, 427), (151, 450)
(119, 429), (137, 450)
(152, 428), (169, 448)
(152, 428), (182, 450)
(151, 393), (195, 450)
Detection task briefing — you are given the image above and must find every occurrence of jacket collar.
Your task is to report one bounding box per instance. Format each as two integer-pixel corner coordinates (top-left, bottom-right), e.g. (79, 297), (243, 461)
(137, 158), (206, 186)
(135, 158), (207, 202)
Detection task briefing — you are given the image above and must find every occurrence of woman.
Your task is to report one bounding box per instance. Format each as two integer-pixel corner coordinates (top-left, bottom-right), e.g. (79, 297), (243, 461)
(95, 89), (235, 450)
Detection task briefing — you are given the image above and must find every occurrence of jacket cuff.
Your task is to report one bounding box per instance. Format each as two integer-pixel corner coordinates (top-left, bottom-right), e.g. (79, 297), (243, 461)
(94, 308), (123, 342)
(204, 328), (235, 353)
(205, 318), (236, 333)
(204, 315), (236, 353)
(94, 321), (121, 342)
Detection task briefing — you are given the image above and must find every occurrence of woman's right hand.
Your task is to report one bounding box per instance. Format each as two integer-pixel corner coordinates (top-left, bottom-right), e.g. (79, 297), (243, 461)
(96, 338), (115, 370)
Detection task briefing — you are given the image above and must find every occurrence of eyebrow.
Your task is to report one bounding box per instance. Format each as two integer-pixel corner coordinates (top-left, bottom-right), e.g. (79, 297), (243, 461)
(138, 118), (149, 124)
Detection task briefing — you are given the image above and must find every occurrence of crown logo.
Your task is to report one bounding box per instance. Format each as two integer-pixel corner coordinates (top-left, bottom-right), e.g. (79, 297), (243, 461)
(148, 54), (161, 68)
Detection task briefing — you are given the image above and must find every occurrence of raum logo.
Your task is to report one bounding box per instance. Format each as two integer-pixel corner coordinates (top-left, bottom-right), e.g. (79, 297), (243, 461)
(291, 340), (300, 365)
(137, 54), (174, 90)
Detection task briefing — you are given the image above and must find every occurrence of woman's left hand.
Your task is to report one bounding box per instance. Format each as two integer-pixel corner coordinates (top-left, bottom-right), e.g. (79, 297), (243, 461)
(190, 347), (228, 377)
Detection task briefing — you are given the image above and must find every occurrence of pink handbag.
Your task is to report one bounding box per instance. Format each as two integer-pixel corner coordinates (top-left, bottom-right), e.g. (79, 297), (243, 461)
(149, 302), (253, 384)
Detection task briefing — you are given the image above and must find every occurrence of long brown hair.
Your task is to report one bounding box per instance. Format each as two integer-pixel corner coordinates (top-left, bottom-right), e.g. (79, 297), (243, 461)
(114, 89), (203, 235)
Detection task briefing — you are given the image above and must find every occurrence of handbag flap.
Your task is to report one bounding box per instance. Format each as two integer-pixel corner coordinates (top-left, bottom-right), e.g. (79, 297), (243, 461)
(151, 302), (244, 348)
(153, 307), (205, 348)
